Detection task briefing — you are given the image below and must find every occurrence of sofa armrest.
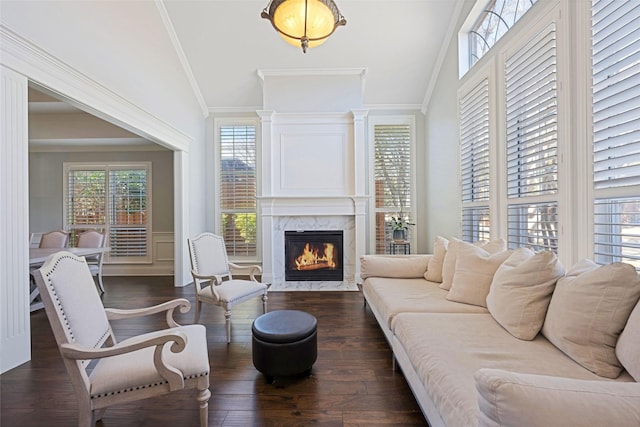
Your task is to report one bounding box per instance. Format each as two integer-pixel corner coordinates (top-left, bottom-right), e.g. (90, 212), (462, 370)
(475, 368), (640, 427)
(360, 254), (431, 280)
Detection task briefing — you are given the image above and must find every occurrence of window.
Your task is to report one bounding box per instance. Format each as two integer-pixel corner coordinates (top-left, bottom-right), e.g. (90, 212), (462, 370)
(469, 0), (538, 67)
(217, 122), (258, 258)
(371, 118), (416, 254)
(460, 77), (491, 242)
(505, 22), (559, 252)
(64, 163), (151, 263)
(592, 0), (640, 268)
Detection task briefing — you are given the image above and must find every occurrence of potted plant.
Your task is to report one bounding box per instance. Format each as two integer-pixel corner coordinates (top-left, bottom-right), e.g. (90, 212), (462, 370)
(390, 215), (414, 241)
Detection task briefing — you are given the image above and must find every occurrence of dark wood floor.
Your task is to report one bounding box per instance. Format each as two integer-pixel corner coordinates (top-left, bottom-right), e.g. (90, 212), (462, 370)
(1, 277), (427, 426)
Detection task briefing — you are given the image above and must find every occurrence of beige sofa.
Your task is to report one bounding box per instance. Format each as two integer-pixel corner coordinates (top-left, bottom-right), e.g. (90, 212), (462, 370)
(360, 237), (640, 427)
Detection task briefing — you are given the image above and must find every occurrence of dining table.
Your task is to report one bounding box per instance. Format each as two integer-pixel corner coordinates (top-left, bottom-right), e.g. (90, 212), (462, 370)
(29, 247), (110, 312)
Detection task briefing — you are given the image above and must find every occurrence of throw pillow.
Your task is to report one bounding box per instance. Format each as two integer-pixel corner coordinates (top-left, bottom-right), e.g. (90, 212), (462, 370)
(446, 241), (511, 307)
(486, 248), (564, 340)
(439, 238), (507, 290)
(424, 236), (448, 283)
(541, 259), (640, 378)
(616, 300), (640, 382)
(475, 368), (640, 427)
(439, 237), (461, 290)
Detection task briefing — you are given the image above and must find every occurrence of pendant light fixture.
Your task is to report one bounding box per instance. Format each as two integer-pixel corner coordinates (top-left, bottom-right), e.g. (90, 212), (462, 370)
(261, 0), (346, 53)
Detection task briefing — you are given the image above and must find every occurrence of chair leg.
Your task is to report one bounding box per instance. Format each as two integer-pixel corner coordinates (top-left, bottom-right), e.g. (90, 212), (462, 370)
(194, 300), (202, 323)
(97, 274), (105, 294)
(262, 293), (268, 313)
(225, 310), (232, 343)
(197, 387), (211, 427)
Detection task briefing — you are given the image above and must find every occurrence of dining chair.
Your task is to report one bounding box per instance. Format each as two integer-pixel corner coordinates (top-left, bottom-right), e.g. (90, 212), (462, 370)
(187, 232), (268, 343)
(77, 230), (107, 294)
(32, 251), (211, 427)
(39, 230), (69, 248)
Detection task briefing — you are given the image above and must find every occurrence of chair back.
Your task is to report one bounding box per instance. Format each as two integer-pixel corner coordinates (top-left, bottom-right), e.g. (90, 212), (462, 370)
(77, 230), (105, 248)
(32, 252), (113, 366)
(77, 230), (106, 263)
(39, 230), (69, 248)
(188, 232), (231, 278)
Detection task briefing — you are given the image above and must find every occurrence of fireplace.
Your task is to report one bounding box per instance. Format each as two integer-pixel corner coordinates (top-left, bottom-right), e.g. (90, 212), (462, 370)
(284, 230), (344, 281)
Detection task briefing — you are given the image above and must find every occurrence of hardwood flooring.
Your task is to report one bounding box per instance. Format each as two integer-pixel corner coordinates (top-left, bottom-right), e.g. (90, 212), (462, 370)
(1, 277), (427, 427)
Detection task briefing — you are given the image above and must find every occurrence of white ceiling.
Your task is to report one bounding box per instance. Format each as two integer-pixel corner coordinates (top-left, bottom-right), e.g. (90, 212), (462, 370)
(26, 0), (467, 149)
(162, 0), (465, 111)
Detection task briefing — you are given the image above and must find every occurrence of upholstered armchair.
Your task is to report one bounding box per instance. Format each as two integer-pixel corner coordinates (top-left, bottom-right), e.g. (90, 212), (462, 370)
(187, 232), (268, 343)
(32, 251), (211, 427)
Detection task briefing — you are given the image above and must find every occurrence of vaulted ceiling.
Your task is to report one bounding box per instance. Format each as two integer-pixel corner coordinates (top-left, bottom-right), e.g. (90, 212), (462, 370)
(22, 0), (468, 149)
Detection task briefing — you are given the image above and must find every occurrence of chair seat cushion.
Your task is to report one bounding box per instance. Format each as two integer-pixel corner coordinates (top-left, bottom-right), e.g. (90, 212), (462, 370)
(89, 324), (209, 398)
(200, 280), (267, 305)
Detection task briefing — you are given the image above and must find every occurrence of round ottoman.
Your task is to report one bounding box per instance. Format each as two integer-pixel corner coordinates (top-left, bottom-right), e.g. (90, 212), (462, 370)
(252, 310), (317, 383)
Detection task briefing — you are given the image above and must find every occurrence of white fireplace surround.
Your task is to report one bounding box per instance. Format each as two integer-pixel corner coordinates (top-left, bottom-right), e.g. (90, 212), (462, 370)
(257, 109), (369, 288)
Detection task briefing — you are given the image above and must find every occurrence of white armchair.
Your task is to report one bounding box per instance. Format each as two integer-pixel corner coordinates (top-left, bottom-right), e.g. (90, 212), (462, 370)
(32, 251), (211, 427)
(187, 232), (268, 343)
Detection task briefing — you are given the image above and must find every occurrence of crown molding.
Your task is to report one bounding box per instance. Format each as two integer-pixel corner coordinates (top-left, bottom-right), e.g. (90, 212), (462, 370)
(0, 24), (193, 152)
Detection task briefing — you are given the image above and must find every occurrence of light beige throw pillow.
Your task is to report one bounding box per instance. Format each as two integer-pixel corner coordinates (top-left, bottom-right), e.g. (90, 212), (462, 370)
(440, 237), (461, 290)
(487, 248), (564, 340)
(475, 368), (640, 427)
(446, 241), (511, 307)
(541, 259), (640, 378)
(440, 238), (506, 290)
(424, 236), (448, 282)
(616, 300), (640, 382)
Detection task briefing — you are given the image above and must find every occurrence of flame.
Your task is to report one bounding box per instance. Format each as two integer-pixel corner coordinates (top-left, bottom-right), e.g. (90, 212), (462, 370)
(294, 243), (336, 270)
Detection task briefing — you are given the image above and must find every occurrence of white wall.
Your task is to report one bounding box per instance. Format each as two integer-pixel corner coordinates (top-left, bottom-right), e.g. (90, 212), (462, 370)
(0, 2), (207, 372)
(422, 1), (476, 252)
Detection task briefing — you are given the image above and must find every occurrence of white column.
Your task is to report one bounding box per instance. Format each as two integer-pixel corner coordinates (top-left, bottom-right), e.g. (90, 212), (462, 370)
(257, 110), (275, 283)
(173, 149), (190, 287)
(351, 109), (369, 196)
(1, 66), (31, 373)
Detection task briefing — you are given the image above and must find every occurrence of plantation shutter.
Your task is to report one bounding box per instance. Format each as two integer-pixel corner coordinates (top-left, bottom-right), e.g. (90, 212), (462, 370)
(592, 0), (640, 267)
(109, 169), (148, 258)
(64, 163), (150, 262)
(66, 170), (106, 244)
(373, 123), (413, 254)
(505, 22), (559, 251)
(219, 124), (257, 257)
(460, 77), (491, 242)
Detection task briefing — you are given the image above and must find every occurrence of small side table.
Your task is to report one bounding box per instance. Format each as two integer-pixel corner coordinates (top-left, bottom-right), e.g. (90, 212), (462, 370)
(390, 240), (411, 254)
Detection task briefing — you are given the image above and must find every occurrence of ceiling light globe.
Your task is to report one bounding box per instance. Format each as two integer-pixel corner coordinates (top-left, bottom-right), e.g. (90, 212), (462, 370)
(262, 0), (346, 53)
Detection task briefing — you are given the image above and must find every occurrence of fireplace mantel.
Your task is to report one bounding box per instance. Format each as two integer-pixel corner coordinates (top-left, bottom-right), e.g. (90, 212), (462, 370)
(258, 195), (369, 217)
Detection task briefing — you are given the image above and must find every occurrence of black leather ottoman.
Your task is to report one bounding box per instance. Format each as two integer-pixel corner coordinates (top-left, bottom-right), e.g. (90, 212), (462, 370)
(251, 310), (317, 383)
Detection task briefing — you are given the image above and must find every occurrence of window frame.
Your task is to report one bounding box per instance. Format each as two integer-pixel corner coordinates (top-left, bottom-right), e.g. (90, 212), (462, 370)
(213, 117), (261, 262)
(458, 62), (495, 242)
(63, 161), (152, 264)
(367, 115), (417, 254)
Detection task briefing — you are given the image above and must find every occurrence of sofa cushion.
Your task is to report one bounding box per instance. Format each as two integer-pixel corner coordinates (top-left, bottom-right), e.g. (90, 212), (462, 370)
(486, 248), (564, 340)
(360, 255), (430, 279)
(541, 259), (640, 378)
(391, 313), (635, 427)
(425, 236), (448, 283)
(475, 368), (640, 427)
(617, 300), (640, 382)
(362, 277), (487, 331)
(446, 242), (511, 307)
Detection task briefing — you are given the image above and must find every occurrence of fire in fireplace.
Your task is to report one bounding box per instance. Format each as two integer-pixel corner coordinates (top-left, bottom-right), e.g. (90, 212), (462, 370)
(284, 230), (344, 281)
